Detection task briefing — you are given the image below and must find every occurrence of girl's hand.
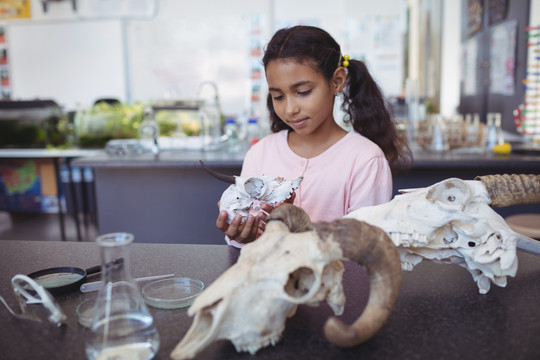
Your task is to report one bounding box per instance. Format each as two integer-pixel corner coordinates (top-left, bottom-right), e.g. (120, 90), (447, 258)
(216, 211), (267, 244)
(215, 192), (295, 244)
(259, 191), (296, 214)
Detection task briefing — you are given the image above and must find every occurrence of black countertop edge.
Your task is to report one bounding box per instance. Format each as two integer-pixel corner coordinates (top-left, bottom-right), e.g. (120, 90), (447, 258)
(72, 149), (540, 170)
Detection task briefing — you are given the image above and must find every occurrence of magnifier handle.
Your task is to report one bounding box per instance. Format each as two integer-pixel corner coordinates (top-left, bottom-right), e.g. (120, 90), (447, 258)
(80, 281), (101, 293)
(85, 258), (125, 276)
(85, 265), (101, 275)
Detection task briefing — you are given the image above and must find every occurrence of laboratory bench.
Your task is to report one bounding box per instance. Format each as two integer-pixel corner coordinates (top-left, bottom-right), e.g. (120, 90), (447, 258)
(0, 239), (539, 360)
(72, 147), (540, 244)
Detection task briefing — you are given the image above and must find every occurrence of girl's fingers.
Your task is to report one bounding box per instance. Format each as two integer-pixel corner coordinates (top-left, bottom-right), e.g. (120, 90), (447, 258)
(257, 217), (266, 232)
(238, 215), (256, 243)
(216, 210), (229, 231)
(246, 216), (258, 241)
(226, 214), (243, 237)
(287, 192), (296, 203)
(218, 211), (269, 243)
(260, 203), (275, 214)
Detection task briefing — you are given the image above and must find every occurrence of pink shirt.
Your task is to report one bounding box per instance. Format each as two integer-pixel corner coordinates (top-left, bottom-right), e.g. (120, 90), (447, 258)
(226, 130), (392, 247)
(245, 129), (391, 218)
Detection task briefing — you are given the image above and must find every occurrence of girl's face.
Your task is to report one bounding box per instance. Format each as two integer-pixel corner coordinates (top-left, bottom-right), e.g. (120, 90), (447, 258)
(266, 59), (340, 136)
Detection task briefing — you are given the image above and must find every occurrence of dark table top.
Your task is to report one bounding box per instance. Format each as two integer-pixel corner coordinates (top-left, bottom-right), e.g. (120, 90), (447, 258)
(1, 240), (540, 360)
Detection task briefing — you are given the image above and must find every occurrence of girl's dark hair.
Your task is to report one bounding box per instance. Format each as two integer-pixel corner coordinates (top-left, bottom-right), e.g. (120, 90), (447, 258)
(262, 25), (411, 171)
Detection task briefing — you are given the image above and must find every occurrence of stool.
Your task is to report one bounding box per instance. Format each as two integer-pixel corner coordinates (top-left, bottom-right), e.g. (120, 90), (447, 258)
(505, 214), (540, 239)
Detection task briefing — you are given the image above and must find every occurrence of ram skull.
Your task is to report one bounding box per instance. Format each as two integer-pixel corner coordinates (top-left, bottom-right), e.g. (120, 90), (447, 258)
(345, 174), (540, 294)
(171, 204), (402, 359)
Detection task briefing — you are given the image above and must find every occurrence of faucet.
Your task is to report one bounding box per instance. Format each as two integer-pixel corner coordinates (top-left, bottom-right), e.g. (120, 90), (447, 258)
(196, 81), (223, 150)
(196, 81), (222, 116)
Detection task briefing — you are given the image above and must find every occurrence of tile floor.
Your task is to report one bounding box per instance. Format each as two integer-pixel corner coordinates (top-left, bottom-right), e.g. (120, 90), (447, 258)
(0, 211), (99, 242)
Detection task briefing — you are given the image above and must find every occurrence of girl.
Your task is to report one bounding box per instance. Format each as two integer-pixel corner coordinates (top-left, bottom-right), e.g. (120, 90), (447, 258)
(217, 25), (411, 246)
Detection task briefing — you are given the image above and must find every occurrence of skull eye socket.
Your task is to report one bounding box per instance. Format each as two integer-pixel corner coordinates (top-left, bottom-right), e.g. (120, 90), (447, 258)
(468, 241), (476, 247)
(284, 267), (315, 298)
(244, 178), (265, 198)
(426, 178), (470, 205)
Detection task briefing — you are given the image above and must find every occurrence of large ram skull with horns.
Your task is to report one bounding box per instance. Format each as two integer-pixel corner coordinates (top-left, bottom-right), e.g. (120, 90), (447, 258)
(171, 204), (401, 359)
(346, 174), (540, 294)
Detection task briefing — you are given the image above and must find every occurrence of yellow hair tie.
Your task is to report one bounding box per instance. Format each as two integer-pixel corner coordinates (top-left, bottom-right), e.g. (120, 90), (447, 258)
(342, 54), (350, 68)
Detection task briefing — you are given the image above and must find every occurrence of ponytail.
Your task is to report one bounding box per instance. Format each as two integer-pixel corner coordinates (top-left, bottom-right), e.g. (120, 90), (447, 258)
(342, 59), (411, 171)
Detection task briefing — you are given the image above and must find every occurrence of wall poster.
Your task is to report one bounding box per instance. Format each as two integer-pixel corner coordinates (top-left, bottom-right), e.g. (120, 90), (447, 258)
(489, 19), (517, 95)
(345, 14), (403, 97)
(0, 25), (9, 98)
(462, 36), (478, 96)
(0, 0), (30, 20)
(467, 0), (483, 36)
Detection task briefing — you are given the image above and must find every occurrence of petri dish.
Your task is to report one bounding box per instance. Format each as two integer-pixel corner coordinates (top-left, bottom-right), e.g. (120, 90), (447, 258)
(76, 298), (95, 328)
(142, 277), (204, 309)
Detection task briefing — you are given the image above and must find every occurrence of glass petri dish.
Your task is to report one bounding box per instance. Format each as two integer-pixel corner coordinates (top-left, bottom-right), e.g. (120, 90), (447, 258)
(76, 298), (95, 328)
(142, 277), (204, 309)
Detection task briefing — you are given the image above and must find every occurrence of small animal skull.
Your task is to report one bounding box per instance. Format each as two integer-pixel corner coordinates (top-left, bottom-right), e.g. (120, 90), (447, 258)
(199, 160), (302, 223)
(219, 174), (303, 223)
(346, 174), (540, 294)
(171, 204), (402, 359)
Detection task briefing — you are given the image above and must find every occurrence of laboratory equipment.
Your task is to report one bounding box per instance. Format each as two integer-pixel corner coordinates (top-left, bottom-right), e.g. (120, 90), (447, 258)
(85, 233), (160, 360)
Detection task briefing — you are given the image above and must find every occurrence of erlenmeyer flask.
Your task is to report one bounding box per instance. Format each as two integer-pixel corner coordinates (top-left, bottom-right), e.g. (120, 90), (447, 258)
(86, 233), (160, 360)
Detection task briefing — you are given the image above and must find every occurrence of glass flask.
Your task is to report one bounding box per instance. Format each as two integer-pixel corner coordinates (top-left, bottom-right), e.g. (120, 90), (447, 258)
(86, 233), (160, 360)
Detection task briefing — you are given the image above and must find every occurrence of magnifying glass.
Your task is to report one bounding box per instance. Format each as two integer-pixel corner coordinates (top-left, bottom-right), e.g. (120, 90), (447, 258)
(27, 265), (101, 296)
(27, 259), (123, 296)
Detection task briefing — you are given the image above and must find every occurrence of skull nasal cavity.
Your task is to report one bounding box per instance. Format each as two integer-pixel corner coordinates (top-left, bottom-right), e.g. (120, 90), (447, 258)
(284, 267), (315, 298)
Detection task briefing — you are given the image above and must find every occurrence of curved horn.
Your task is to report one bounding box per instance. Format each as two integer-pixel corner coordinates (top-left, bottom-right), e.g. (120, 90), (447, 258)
(475, 174), (540, 207)
(199, 160), (236, 184)
(267, 203), (313, 233)
(314, 218), (401, 347)
(269, 204), (401, 347)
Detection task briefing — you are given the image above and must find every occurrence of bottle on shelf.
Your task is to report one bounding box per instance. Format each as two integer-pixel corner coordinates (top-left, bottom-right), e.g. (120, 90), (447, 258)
(224, 117), (241, 153)
(494, 113), (504, 145)
(246, 117), (260, 147)
(485, 113), (499, 150)
(138, 107), (160, 155)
